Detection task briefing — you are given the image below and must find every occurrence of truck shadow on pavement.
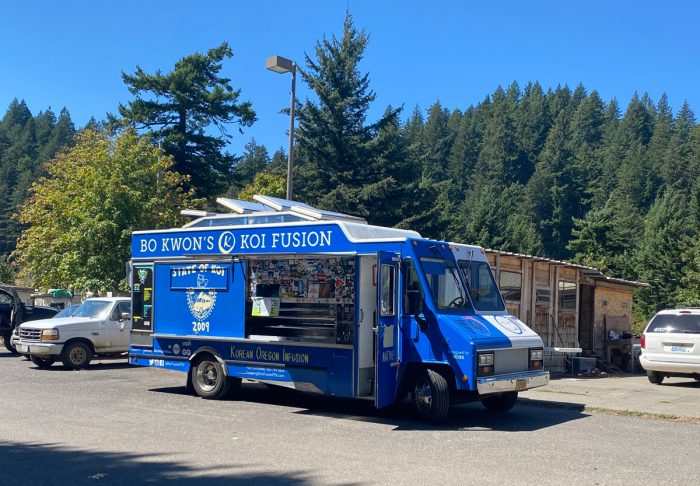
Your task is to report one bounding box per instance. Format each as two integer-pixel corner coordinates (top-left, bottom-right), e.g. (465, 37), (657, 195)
(150, 383), (588, 432)
(0, 441), (311, 486)
(28, 361), (133, 372)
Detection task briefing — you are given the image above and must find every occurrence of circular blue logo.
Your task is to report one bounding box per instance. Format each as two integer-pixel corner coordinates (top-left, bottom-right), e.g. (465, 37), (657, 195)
(495, 316), (523, 334)
(462, 317), (491, 336)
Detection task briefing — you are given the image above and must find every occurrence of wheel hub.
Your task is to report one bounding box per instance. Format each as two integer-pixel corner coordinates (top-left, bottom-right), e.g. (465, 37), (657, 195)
(198, 362), (218, 391)
(415, 380), (433, 412)
(70, 347), (86, 364)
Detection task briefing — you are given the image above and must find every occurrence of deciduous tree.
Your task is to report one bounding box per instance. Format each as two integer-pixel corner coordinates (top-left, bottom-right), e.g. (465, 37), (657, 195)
(13, 129), (199, 292)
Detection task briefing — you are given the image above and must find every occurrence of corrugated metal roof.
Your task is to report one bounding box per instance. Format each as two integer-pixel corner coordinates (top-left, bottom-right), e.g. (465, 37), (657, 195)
(485, 248), (649, 288)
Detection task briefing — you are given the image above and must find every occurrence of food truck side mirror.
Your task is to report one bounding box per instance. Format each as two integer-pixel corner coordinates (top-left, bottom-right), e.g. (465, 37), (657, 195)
(407, 290), (422, 314)
(407, 290), (427, 329)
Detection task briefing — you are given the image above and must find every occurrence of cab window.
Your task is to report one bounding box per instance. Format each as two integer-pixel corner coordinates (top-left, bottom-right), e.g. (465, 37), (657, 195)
(419, 257), (468, 310)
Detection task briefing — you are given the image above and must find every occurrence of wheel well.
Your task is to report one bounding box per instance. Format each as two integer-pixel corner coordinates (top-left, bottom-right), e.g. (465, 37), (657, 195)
(63, 338), (95, 354)
(189, 348), (227, 376)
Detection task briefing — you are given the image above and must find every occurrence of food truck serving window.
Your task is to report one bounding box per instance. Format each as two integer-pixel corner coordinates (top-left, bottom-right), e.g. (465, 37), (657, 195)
(419, 257), (468, 310)
(458, 260), (505, 312)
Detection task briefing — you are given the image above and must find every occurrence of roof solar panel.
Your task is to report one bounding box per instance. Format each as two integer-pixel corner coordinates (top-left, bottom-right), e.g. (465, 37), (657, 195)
(216, 197), (269, 213)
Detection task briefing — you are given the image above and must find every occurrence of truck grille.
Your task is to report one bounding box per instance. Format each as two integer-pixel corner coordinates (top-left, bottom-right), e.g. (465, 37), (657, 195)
(19, 328), (42, 341)
(494, 348), (529, 375)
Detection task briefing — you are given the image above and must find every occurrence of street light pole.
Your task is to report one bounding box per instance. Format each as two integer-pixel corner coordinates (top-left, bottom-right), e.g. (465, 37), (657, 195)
(266, 55), (297, 200)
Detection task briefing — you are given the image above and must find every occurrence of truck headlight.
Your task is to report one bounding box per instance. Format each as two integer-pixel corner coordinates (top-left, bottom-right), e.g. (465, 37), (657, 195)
(41, 329), (60, 341)
(477, 352), (494, 376)
(529, 348), (544, 370)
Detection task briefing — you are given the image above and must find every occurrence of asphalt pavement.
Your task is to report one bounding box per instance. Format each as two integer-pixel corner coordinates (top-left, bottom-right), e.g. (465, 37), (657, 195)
(1, 349), (700, 485)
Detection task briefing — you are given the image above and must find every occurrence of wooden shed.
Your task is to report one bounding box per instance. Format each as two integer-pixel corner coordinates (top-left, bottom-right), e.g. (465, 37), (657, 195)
(485, 250), (648, 372)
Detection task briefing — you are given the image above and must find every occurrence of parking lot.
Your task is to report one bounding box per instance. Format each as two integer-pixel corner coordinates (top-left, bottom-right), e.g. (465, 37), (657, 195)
(2, 349), (700, 485)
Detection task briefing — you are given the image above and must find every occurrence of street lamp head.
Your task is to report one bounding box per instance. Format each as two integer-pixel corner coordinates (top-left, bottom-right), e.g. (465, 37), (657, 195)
(266, 55), (295, 74)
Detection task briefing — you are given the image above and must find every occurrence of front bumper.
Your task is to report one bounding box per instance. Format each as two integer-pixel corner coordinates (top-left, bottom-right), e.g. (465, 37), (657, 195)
(14, 341), (64, 357)
(477, 370), (549, 396)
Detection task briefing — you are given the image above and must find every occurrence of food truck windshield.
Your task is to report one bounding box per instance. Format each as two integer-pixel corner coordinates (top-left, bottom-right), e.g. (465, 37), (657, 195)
(458, 260), (505, 312)
(419, 256), (470, 311)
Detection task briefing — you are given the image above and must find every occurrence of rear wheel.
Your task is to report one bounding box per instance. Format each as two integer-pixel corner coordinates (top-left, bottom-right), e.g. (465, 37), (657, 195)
(481, 391), (519, 412)
(30, 355), (56, 369)
(192, 356), (230, 399)
(412, 369), (450, 423)
(647, 371), (664, 385)
(1, 333), (18, 354)
(61, 341), (92, 370)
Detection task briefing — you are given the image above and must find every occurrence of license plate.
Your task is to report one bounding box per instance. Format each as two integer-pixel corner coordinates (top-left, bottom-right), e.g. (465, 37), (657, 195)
(671, 345), (688, 353)
(515, 379), (527, 391)
(17, 344), (28, 353)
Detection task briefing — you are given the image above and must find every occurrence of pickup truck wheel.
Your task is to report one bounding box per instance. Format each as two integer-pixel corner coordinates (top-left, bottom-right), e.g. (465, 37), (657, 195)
(31, 356), (56, 368)
(647, 371), (664, 384)
(61, 341), (92, 370)
(412, 369), (450, 423)
(1, 333), (18, 354)
(481, 391), (518, 412)
(192, 356), (230, 399)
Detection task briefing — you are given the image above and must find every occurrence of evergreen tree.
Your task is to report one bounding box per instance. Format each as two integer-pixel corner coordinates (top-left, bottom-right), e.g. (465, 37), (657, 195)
(115, 42), (256, 198)
(635, 190), (693, 316)
(294, 12), (401, 218)
(0, 100), (75, 255)
(226, 139), (270, 197)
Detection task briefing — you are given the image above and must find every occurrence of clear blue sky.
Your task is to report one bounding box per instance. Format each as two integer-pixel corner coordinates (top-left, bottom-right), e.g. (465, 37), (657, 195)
(2, 1), (698, 155)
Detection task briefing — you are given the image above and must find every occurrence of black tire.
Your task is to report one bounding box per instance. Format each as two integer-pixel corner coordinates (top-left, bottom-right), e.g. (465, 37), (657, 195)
(2, 333), (18, 354)
(412, 369), (450, 423)
(60, 341), (92, 370)
(647, 371), (664, 385)
(481, 391), (519, 412)
(192, 355), (230, 399)
(31, 355), (56, 369)
(227, 376), (242, 396)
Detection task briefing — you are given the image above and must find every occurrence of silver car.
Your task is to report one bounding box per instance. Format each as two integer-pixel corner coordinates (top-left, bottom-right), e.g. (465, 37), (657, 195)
(640, 308), (700, 384)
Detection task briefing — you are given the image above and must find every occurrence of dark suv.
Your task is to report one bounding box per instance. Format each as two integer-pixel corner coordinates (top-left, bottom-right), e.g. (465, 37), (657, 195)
(0, 286), (58, 353)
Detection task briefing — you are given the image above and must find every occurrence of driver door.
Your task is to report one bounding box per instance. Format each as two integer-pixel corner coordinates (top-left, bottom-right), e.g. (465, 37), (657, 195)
(375, 251), (402, 408)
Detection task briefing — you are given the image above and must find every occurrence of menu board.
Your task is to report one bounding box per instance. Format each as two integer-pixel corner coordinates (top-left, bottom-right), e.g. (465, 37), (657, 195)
(249, 257), (355, 304)
(132, 265), (153, 332)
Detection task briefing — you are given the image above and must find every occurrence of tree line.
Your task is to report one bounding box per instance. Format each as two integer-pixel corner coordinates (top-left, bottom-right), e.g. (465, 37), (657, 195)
(1, 13), (699, 322)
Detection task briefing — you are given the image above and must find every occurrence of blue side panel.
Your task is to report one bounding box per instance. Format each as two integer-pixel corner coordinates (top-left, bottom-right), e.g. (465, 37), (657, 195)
(134, 336), (354, 398)
(153, 261), (245, 338)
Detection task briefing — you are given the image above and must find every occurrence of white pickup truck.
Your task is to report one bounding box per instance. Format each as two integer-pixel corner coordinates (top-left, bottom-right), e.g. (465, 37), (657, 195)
(14, 297), (132, 369)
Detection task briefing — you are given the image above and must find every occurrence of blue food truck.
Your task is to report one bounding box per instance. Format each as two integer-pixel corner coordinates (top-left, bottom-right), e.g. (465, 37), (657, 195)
(128, 195), (548, 422)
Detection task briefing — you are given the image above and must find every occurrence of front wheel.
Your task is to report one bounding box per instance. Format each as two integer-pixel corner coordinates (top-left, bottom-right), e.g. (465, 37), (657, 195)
(192, 356), (230, 399)
(61, 341), (92, 370)
(481, 391), (518, 412)
(647, 371), (664, 384)
(412, 369), (450, 423)
(1, 333), (18, 354)
(31, 355), (56, 369)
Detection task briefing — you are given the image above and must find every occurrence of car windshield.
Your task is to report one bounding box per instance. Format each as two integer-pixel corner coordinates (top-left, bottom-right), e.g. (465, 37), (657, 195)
(72, 300), (112, 319)
(458, 260), (505, 311)
(646, 314), (700, 334)
(419, 257), (469, 310)
(54, 305), (79, 318)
